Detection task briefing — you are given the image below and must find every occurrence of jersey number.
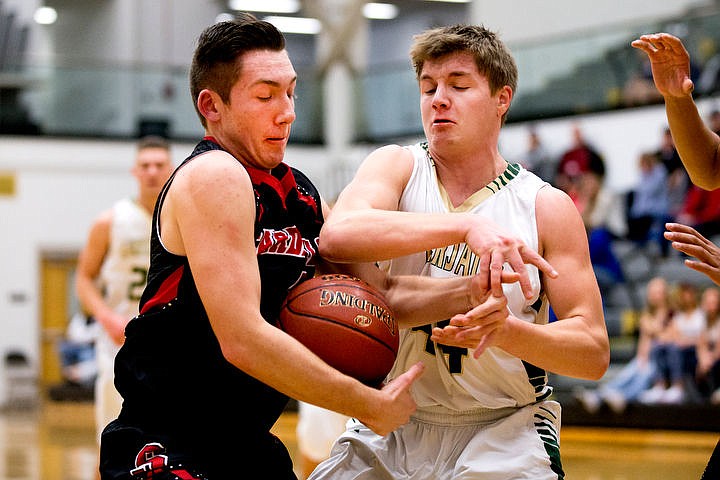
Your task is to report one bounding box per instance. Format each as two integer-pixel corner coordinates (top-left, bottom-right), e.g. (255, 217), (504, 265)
(411, 320), (468, 374)
(128, 266), (148, 302)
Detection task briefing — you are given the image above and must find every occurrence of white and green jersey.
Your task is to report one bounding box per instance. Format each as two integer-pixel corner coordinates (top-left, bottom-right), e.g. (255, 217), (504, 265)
(386, 141), (553, 412)
(94, 197), (151, 439)
(96, 197), (151, 362)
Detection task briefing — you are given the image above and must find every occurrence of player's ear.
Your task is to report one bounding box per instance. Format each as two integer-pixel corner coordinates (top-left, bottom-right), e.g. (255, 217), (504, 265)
(496, 86), (512, 117)
(197, 89), (221, 123)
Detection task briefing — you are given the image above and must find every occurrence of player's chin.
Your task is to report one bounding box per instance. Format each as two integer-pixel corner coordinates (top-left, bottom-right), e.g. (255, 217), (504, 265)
(261, 148), (287, 168)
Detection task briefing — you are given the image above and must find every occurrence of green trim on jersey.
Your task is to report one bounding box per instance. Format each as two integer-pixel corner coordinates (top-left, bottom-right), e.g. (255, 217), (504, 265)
(421, 141), (522, 212)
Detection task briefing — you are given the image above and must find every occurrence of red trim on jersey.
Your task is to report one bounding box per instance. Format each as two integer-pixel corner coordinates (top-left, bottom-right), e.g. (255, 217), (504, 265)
(201, 136), (317, 214)
(246, 163), (293, 209)
(139, 266), (184, 314)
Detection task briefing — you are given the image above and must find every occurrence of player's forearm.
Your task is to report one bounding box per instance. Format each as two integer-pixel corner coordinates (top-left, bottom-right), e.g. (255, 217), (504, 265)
(665, 95), (720, 190)
(222, 317), (379, 418)
(495, 315), (609, 380)
(320, 210), (471, 262)
(384, 275), (472, 329)
(75, 274), (114, 321)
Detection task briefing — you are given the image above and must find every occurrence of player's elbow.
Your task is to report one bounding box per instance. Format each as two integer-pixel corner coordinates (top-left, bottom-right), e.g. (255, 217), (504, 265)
(318, 225), (349, 262)
(585, 340), (611, 381)
(586, 358), (610, 381)
(690, 172), (720, 191)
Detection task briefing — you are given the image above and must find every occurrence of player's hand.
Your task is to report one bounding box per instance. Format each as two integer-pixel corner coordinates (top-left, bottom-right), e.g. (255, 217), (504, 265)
(465, 217), (557, 299)
(430, 297), (509, 357)
(362, 362), (424, 436)
(665, 222), (720, 286)
(430, 271), (511, 357)
(97, 311), (128, 345)
(631, 33), (694, 98)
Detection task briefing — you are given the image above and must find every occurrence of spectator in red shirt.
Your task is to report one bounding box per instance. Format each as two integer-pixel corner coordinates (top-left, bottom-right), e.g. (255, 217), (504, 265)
(676, 185), (720, 241)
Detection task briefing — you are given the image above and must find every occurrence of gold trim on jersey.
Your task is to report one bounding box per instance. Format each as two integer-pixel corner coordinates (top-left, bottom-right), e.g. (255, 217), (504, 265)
(420, 142), (521, 213)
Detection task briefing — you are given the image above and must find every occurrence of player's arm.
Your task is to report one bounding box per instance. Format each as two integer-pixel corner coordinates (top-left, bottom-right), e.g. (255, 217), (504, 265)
(166, 152), (421, 436)
(500, 186), (608, 379)
(433, 186), (609, 380)
(75, 210), (127, 345)
(320, 145), (556, 298)
(321, 258), (510, 331)
(632, 33), (720, 190)
(318, 199), (514, 330)
(664, 96), (720, 190)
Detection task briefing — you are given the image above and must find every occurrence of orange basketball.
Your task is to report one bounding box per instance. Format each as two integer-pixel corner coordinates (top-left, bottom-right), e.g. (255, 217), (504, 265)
(277, 274), (399, 387)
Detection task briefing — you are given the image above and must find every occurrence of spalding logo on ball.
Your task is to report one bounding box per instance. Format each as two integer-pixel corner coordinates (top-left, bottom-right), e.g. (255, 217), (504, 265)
(277, 274), (399, 387)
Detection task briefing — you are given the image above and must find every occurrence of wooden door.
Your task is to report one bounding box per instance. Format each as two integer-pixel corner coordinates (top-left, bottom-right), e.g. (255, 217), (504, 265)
(39, 253), (79, 387)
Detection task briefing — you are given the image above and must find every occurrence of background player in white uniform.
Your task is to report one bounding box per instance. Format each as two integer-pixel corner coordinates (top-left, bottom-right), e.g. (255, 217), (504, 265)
(312, 24), (609, 479)
(75, 135), (174, 443)
(296, 402), (349, 478)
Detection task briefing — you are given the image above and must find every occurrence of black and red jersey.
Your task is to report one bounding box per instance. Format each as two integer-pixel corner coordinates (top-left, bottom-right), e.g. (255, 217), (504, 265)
(100, 138), (322, 479)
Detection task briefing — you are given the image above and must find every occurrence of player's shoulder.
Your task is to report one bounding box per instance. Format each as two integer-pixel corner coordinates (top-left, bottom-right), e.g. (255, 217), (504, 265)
(173, 150), (251, 192)
(367, 144), (413, 161)
(536, 182), (572, 205)
(536, 184), (586, 241)
(93, 206), (115, 228)
(362, 144), (415, 175)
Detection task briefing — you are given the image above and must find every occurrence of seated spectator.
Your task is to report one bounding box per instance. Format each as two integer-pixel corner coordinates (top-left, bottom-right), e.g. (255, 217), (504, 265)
(626, 151), (671, 255)
(656, 127), (690, 219)
(676, 184), (720, 241)
(574, 155), (626, 297)
(521, 127), (556, 184)
(58, 311), (99, 387)
(575, 276), (669, 413)
(641, 282), (706, 404)
(696, 286), (720, 403)
(554, 124), (604, 200)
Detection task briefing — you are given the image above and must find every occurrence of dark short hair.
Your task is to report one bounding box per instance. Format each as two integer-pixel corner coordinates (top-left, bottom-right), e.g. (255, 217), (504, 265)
(137, 135), (170, 151)
(189, 13), (286, 127)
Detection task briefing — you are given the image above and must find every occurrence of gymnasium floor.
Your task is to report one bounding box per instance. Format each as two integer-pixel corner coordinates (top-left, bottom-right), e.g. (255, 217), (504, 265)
(0, 400), (717, 480)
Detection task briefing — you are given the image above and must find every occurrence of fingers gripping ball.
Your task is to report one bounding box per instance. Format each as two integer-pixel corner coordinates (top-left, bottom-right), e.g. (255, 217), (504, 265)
(277, 274), (399, 387)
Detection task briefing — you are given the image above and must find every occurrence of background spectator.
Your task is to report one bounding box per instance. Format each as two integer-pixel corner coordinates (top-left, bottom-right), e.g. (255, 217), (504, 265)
(676, 184), (720, 241)
(696, 286), (720, 403)
(574, 155), (627, 297)
(574, 276), (668, 413)
(641, 282), (706, 404)
(554, 124), (604, 200)
(626, 151), (671, 255)
(521, 127), (556, 183)
(656, 127), (690, 219)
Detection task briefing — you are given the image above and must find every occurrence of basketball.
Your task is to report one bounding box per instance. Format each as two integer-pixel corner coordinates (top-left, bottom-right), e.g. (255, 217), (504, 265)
(277, 274), (399, 387)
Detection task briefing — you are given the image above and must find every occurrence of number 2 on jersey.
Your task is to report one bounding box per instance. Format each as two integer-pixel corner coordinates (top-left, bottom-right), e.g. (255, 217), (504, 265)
(128, 266), (148, 301)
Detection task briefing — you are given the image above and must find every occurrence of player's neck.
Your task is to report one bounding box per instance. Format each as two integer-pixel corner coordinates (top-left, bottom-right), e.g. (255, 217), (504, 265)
(432, 148), (507, 199)
(135, 195), (156, 215)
